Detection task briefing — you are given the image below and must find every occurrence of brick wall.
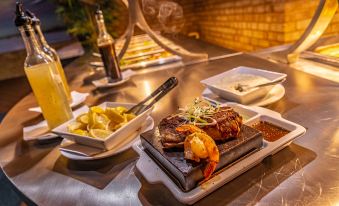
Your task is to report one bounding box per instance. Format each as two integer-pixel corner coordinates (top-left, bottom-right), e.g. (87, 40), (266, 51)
(284, 0), (339, 42)
(173, 0), (339, 51)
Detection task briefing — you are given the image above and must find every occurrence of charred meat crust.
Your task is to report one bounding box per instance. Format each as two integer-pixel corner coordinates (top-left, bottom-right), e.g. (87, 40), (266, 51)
(159, 115), (187, 148)
(202, 107), (242, 141)
(159, 107), (242, 148)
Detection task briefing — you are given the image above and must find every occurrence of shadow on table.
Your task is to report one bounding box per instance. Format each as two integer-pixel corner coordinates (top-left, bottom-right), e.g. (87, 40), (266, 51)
(53, 148), (139, 189)
(81, 71), (105, 86)
(135, 143), (316, 206)
(2, 139), (61, 178)
(90, 84), (139, 106)
(92, 81), (137, 95)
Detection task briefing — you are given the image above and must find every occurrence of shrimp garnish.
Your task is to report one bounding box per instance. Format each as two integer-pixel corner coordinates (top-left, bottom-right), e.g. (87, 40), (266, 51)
(176, 124), (220, 180)
(176, 124), (206, 136)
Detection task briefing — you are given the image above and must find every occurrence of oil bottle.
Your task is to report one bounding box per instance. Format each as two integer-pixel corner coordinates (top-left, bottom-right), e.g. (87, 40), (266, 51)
(26, 10), (72, 102)
(15, 2), (73, 129)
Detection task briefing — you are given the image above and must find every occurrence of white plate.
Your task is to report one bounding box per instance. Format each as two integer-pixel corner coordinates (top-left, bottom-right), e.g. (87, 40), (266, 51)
(202, 84), (285, 107)
(92, 69), (136, 88)
(133, 105), (306, 205)
(200, 66), (287, 104)
(52, 102), (154, 150)
(28, 91), (89, 113)
(60, 116), (154, 160)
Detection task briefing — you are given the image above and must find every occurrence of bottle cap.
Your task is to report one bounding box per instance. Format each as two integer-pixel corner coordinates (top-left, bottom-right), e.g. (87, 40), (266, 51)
(26, 10), (40, 26)
(14, 1), (32, 27)
(95, 4), (103, 15)
(95, 4), (104, 22)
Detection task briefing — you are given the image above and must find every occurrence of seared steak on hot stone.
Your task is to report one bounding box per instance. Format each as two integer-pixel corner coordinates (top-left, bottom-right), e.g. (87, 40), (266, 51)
(159, 115), (187, 148)
(159, 107), (242, 148)
(202, 107), (242, 141)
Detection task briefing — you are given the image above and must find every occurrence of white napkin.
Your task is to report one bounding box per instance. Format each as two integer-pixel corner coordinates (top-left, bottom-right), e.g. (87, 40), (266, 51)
(28, 91), (89, 113)
(60, 143), (104, 156)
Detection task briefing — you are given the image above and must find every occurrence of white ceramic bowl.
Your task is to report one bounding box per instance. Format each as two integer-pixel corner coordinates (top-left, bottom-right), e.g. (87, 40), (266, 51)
(200, 66), (287, 104)
(52, 102), (153, 150)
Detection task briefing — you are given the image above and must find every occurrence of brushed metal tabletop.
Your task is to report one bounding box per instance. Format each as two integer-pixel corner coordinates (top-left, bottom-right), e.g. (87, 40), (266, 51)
(0, 50), (338, 205)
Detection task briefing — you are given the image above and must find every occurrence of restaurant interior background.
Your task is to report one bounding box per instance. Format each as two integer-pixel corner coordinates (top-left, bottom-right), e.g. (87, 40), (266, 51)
(0, 0), (338, 205)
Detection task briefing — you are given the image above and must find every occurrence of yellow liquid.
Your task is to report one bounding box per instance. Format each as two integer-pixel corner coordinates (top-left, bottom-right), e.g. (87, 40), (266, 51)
(25, 63), (73, 129)
(53, 60), (72, 102)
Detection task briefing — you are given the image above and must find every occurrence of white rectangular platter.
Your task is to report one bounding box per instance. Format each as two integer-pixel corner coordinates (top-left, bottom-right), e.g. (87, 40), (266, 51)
(132, 104), (306, 205)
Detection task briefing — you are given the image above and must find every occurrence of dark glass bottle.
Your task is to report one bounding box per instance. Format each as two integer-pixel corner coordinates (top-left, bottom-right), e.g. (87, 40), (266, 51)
(95, 8), (122, 83)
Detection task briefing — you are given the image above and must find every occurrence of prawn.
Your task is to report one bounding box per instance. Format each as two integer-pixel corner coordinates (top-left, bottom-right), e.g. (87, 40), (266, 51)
(176, 124), (220, 180)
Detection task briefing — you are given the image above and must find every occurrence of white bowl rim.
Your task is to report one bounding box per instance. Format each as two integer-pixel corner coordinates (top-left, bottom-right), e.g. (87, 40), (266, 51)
(52, 102), (153, 142)
(200, 66), (287, 97)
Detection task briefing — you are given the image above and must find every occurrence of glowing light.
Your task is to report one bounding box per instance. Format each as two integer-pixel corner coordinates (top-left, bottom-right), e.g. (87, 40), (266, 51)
(142, 80), (158, 112)
(293, 59), (339, 83)
(143, 80), (152, 96)
(315, 43), (339, 57)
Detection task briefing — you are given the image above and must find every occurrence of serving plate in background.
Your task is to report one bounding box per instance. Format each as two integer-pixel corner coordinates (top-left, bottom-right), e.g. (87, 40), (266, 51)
(202, 84), (286, 107)
(28, 91), (89, 113)
(121, 55), (182, 70)
(200, 66), (287, 104)
(53, 102), (153, 150)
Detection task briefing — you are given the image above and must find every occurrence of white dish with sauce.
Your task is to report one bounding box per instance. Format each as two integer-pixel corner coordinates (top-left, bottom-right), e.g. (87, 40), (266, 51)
(200, 66), (287, 104)
(202, 84), (285, 107)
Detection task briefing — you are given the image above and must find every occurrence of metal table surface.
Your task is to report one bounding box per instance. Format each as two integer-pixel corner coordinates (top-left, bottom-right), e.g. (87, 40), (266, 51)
(0, 50), (338, 206)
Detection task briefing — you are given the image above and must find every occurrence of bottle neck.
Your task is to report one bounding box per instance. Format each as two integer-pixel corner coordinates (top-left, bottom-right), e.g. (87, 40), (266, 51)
(33, 24), (59, 61)
(96, 14), (113, 44)
(97, 19), (108, 35)
(19, 26), (43, 56)
(33, 24), (49, 49)
(96, 13), (107, 34)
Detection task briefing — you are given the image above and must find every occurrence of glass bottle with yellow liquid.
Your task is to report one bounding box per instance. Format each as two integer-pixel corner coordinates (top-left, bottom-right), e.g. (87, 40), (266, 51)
(15, 2), (73, 129)
(26, 10), (72, 102)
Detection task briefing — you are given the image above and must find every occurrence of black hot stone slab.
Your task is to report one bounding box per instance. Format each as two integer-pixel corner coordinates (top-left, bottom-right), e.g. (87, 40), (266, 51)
(140, 124), (263, 192)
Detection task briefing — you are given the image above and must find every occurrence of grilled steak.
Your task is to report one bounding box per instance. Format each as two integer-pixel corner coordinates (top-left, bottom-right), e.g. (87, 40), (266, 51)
(159, 115), (187, 148)
(202, 107), (242, 141)
(159, 107), (242, 148)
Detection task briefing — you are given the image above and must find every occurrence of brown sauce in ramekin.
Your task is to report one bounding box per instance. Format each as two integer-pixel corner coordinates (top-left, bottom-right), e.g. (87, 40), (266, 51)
(252, 121), (289, 142)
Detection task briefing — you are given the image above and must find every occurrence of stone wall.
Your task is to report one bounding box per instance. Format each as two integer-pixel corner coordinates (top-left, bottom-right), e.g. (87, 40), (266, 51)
(173, 0), (339, 51)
